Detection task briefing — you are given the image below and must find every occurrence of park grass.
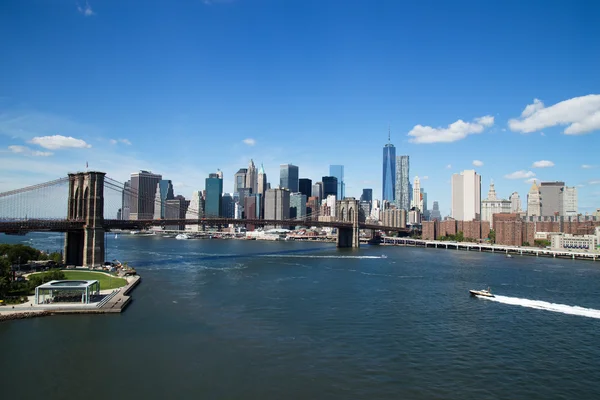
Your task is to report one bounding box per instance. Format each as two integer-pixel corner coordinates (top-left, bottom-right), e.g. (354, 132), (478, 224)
(29, 270), (128, 290)
(62, 271), (127, 290)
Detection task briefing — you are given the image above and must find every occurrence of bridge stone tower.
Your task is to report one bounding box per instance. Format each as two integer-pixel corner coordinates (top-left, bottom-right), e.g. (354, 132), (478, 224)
(64, 171), (105, 267)
(336, 198), (360, 248)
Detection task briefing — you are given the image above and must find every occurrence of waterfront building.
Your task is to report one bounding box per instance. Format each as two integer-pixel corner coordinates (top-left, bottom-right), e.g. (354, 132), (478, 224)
(510, 192), (522, 213)
(408, 208), (421, 225)
(551, 227), (600, 251)
(290, 192), (307, 220)
(429, 201), (442, 221)
(164, 196), (187, 230)
(299, 178), (312, 199)
(129, 170), (162, 220)
(395, 155), (410, 210)
(205, 173), (223, 217)
(329, 165), (345, 199)
(411, 176), (422, 211)
(312, 182), (323, 202)
(234, 168), (248, 194)
(360, 188), (373, 204)
(280, 164), (299, 192)
(527, 180), (541, 217)
(451, 169), (481, 221)
(382, 130), (396, 202)
(264, 188), (290, 221)
(481, 180), (511, 228)
(322, 176), (338, 198)
(563, 186), (578, 217)
(245, 160), (258, 194)
(306, 196), (319, 219)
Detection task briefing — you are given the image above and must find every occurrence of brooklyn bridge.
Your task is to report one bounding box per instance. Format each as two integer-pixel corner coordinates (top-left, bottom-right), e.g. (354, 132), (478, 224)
(0, 171), (411, 267)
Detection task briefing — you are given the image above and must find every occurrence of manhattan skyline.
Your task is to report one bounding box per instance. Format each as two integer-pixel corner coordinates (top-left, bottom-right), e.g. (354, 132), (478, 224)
(0, 1), (599, 215)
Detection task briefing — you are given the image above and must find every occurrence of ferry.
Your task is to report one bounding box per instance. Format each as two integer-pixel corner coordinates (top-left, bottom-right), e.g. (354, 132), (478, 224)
(469, 287), (495, 298)
(175, 233), (189, 240)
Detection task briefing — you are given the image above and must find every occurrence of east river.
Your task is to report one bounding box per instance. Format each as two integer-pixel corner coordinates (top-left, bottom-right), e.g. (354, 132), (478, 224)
(1, 233), (600, 399)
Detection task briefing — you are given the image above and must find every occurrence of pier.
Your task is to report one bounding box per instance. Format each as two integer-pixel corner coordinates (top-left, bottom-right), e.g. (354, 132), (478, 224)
(380, 237), (599, 261)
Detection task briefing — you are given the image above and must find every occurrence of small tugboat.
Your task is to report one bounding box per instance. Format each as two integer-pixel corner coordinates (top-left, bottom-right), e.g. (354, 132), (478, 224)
(469, 287), (495, 298)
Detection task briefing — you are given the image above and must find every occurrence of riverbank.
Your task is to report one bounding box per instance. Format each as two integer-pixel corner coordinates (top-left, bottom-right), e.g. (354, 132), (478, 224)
(0, 274), (141, 322)
(381, 237), (600, 261)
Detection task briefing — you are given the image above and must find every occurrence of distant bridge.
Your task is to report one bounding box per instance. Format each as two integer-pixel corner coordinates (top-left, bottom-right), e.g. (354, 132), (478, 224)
(0, 171), (410, 266)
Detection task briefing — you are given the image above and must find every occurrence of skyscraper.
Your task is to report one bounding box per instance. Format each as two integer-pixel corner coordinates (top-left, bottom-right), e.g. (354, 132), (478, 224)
(280, 164), (299, 192)
(430, 201), (442, 220)
(234, 168), (247, 194)
(382, 130), (396, 202)
(451, 169), (481, 221)
(411, 176), (422, 210)
(264, 188), (290, 220)
(153, 179), (174, 219)
(329, 165), (345, 199)
(205, 173), (223, 217)
(322, 176), (338, 198)
(121, 180), (131, 220)
(396, 155), (410, 210)
(539, 181), (565, 217)
(563, 186), (578, 217)
(290, 192), (307, 220)
(221, 193), (235, 218)
(129, 170), (162, 220)
(510, 192), (522, 213)
(299, 178), (312, 199)
(257, 164), (267, 198)
(185, 191), (205, 232)
(312, 182), (323, 201)
(527, 181), (541, 217)
(360, 188), (373, 204)
(245, 160), (258, 194)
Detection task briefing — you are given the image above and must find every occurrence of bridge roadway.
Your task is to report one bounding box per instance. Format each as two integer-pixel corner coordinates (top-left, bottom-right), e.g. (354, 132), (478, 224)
(0, 218), (410, 234)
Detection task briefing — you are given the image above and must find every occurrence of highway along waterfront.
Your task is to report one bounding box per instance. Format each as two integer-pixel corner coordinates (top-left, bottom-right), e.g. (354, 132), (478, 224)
(1, 232), (600, 399)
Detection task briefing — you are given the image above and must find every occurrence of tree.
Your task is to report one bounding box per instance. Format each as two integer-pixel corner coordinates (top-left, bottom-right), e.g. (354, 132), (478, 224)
(488, 229), (496, 244)
(455, 231), (465, 242)
(0, 257), (11, 298)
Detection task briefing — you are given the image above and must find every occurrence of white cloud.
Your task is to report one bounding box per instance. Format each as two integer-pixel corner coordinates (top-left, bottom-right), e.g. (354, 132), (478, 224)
(577, 184), (585, 188)
(110, 138), (132, 145)
(531, 160), (554, 168)
(505, 170), (536, 179)
(407, 115), (494, 144)
(589, 180), (600, 185)
(446, 164), (452, 169)
(472, 160), (484, 167)
(242, 138), (256, 146)
(8, 145), (53, 157)
(77, 1), (95, 16)
(540, 132), (546, 136)
(29, 135), (91, 150)
(421, 176), (429, 180)
(525, 177), (537, 184)
(581, 164), (595, 169)
(508, 94), (600, 135)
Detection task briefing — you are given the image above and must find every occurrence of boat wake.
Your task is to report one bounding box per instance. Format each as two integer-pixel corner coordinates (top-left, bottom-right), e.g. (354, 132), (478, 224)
(480, 295), (600, 319)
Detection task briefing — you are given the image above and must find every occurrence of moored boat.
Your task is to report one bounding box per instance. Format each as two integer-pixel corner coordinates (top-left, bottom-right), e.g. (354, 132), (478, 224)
(469, 287), (495, 298)
(175, 233), (189, 240)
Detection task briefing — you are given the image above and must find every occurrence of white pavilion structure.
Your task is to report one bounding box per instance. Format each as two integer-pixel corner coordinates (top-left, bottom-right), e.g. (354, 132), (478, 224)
(35, 280), (100, 305)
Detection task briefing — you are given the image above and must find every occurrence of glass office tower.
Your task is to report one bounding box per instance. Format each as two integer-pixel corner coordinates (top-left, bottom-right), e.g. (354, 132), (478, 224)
(329, 165), (345, 200)
(280, 164), (299, 192)
(382, 142), (396, 202)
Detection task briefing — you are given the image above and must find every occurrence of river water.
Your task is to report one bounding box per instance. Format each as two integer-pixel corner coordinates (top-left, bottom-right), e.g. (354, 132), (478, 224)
(1, 233), (600, 399)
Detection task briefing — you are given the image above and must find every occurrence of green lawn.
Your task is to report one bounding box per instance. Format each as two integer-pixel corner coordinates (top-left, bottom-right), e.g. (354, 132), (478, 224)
(29, 270), (128, 290)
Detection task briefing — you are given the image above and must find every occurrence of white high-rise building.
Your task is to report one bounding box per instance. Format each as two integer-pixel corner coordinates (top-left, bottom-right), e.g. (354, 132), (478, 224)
(510, 192), (522, 213)
(563, 186), (578, 217)
(481, 180), (511, 227)
(326, 195), (337, 217)
(527, 180), (541, 217)
(411, 176), (422, 211)
(451, 169), (481, 221)
(185, 191), (204, 232)
(395, 155), (410, 210)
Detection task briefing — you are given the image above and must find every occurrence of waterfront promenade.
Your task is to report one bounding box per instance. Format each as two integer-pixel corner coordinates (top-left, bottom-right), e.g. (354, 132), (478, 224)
(381, 237), (600, 261)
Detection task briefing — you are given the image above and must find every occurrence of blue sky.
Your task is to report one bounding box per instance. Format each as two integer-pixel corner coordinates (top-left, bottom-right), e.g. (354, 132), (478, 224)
(1, 0), (599, 215)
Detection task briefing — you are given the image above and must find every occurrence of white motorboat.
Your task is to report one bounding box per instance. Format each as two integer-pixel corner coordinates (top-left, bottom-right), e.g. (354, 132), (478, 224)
(469, 287), (495, 298)
(175, 233), (189, 240)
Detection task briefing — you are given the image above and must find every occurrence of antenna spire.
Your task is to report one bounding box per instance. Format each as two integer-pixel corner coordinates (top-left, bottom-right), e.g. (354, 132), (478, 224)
(388, 124), (391, 143)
